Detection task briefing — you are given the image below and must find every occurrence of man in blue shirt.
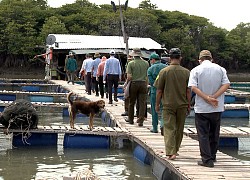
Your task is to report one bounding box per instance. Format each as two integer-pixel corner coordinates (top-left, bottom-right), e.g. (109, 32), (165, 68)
(147, 53), (167, 134)
(92, 52), (101, 96)
(103, 50), (122, 104)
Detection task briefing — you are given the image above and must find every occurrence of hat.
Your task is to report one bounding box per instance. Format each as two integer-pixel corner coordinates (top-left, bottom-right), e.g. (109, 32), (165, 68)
(149, 53), (160, 60)
(94, 52), (101, 58)
(129, 48), (143, 57)
(169, 48), (181, 56)
(199, 50), (212, 59)
(109, 50), (115, 55)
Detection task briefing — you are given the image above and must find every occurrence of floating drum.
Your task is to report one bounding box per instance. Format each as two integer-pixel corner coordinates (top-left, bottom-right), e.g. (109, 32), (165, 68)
(0, 94), (16, 101)
(62, 108), (87, 117)
(225, 95), (236, 104)
(222, 109), (249, 118)
(63, 134), (110, 149)
(21, 86), (40, 92)
(30, 95), (54, 102)
(12, 132), (58, 147)
(133, 144), (152, 165)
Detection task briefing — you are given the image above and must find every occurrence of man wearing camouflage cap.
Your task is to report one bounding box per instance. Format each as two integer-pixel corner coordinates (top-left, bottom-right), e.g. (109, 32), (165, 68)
(188, 50), (230, 167)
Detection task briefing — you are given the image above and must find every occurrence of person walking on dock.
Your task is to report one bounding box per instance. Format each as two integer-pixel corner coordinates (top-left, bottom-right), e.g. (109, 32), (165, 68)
(65, 52), (77, 85)
(188, 50), (230, 167)
(97, 56), (108, 99)
(147, 53), (167, 134)
(79, 54), (94, 95)
(155, 48), (191, 160)
(125, 48), (149, 126)
(92, 52), (102, 96)
(103, 50), (122, 104)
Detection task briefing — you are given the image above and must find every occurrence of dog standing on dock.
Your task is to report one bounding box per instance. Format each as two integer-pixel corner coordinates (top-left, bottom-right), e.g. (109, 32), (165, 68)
(67, 92), (105, 130)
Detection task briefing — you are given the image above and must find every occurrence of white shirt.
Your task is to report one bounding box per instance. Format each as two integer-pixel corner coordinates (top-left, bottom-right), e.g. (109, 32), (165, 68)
(80, 58), (93, 75)
(188, 60), (230, 113)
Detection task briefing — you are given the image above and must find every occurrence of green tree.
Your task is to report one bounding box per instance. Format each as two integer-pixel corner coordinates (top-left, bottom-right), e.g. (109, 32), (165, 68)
(138, 0), (157, 9)
(39, 16), (68, 44)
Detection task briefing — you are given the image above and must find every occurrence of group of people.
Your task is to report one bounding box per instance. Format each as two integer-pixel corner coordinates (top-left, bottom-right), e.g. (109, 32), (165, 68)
(64, 50), (122, 104)
(65, 47), (230, 168)
(123, 47), (230, 168)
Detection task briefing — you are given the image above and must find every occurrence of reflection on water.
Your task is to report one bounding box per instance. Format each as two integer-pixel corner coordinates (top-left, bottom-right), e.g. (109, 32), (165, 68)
(0, 115), (156, 180)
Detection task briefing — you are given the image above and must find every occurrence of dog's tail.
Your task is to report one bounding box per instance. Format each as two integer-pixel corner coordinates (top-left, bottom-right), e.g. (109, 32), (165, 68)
(67, 91), (74, 105)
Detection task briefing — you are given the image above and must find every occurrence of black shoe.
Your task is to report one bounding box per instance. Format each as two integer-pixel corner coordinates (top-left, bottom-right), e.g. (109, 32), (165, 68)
(108, 101), (112, 104)
(114, 98), (118, 102)
(121, 112), (128, 116)
(95, 94), (99, 97)
(160, 127), (164, 136)
(101, 96), (104, 98)
(125, 117), (134, 124)
(197, 160), (214, 168)
(138, 123), (143, 127)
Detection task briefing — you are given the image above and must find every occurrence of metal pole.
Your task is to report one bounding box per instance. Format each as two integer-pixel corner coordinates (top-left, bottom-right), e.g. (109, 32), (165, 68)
(119, 0), (129, 58)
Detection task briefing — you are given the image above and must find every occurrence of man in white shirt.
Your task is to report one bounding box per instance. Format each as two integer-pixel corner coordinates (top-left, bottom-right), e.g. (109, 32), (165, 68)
(188, 50), (230, 168)
(80, 54), (94, 95)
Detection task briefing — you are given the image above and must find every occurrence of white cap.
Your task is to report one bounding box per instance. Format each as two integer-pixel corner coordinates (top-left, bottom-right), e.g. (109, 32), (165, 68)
(109, 50), (115, 55)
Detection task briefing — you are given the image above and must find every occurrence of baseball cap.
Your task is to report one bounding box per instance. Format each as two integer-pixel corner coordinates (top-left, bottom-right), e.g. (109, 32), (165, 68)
(110, 50), (115, 55)
(169, 48), (181, 56)
(149, 53), (160, 60)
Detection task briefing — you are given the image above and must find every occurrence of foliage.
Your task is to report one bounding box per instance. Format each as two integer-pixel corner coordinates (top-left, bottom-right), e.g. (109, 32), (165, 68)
(0, 0), (249, 71)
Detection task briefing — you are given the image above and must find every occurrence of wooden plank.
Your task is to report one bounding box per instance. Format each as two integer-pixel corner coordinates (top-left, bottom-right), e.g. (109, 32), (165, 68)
(223, 126), (248, 135)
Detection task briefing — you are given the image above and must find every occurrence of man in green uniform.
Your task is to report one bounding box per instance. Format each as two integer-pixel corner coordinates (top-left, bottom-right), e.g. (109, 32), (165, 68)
(125, 48), (149, 126)
(147, 53), (167, 134)
(65, 52), (77, 85)
(155, 48), (191, 160)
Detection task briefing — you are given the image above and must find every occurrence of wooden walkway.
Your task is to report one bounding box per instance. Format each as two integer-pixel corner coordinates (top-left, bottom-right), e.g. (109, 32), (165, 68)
(0, 124), (128, 137)
(48, 80), (250, 180)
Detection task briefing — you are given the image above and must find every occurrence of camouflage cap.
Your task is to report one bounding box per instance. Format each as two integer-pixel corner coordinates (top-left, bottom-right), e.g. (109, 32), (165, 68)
(199, 50), (212, 59)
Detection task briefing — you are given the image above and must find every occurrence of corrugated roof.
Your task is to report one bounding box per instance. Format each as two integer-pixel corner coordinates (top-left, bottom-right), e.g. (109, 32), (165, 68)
(47, 34), (164, 50)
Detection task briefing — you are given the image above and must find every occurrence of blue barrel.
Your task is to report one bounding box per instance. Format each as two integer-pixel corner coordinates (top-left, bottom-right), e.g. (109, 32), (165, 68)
(62, 108), (87, 117)
(219, 137), (238, 148)
(63, 134), (110, 148)
(0, 106), (5, 112)
(222, 109), (249, 118)
(29, 95), (54, 102)
(0, 94), (16, 101)
(21, 86), (40, 92)
(12, 132), (58, 147)
(225, 95), (236, 103)
(133, 144), (152, 165)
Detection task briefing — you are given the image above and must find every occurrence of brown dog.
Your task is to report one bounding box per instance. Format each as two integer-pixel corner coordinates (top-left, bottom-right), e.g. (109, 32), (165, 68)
(67, 92), (105, 130)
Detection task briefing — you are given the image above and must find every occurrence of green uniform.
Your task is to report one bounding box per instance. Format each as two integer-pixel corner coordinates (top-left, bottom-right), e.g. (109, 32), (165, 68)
(126, 57), (149, 124)
(147, 61), (167, 132)
(154, 64), (190, 155)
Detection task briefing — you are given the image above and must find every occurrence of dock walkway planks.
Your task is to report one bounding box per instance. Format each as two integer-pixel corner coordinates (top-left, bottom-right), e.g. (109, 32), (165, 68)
(7, 80), (250, 179)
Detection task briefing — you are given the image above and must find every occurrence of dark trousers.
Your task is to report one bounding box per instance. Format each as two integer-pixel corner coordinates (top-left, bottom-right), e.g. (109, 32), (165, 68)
(195, 112), (221, 163)
(107, 74), (119, 102)
(85, 72), (92, 94)
(128, 81), (147, 124)
(92, 77), (99, 95)
(98, 75), (108, 98)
